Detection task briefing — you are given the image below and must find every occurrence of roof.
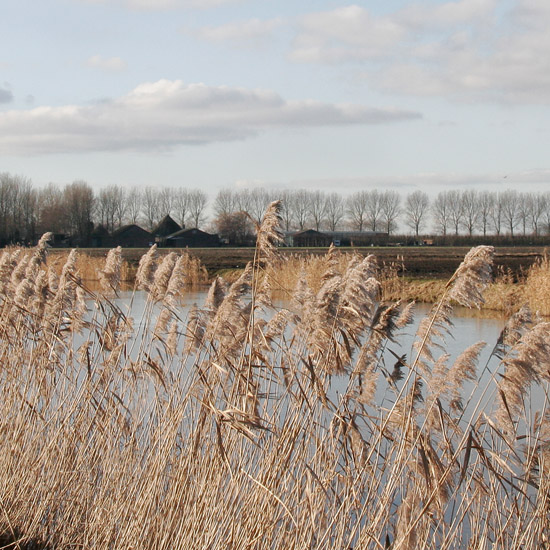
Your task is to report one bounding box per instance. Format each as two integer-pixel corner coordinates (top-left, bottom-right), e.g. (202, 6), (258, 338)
(91, 224), (109, 237)
(166, 227), (216, 239)
(152, 215), (181, 237)
(111, 224), (152, 237)
(292, 229), (328, 238)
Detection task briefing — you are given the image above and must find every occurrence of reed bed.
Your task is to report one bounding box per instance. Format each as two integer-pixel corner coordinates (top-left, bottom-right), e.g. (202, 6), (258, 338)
(45, 247), (209, 289)
(266, 250), (550, 316)
(0, 217), (548, 549)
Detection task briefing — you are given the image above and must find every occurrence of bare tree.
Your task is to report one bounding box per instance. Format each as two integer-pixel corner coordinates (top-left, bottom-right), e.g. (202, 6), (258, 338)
(404, 191), (429, 237)
(158, 188), (174, 218)
(460, 189), (479, 236)
(215, 211), (255, 246)
(309, 191), (326, 231)
(279, 190), (293, 232)
(542, 192), (550, 234)
(516, 192), (530, 236)
(324, 192), (345, 231)
(97, 185), (125, 232)
(290, 190), (310, 231)
(174, 188), (190, 228)
(234, 189), (252, 216)
(188, 189), (208, 228)
(0, 173), (19, 243)
(432, 191), (451, 237)
(529, 192), (548, 236)
(489, 192), (503, 236)
(37, 183), (65, 234)
(447, 190), (464, 236)
(142, 187), (161, 230)
(500, 190), (520, 237)
(365, 190), (383, 232)
(124, 187), (142, 225)
(380, 190), (400, 235)
(347, 191), (369, 232)
(214, 189), (237, 217)
(247, 188), (271, 223)
(63, 180), (95, 245)
(478, 191), (493, 237)
(12, 176), (37, 243)
(112, 186), (126, 229)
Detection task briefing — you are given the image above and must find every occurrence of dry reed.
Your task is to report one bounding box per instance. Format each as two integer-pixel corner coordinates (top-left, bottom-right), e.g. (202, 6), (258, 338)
(0, 227), (547, 549)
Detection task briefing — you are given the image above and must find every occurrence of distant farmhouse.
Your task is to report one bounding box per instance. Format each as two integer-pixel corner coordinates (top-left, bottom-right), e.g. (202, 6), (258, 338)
(285, 230), (388, 247)
(82, 214), (220, 249)
(164, 228), (220, 248)
(108, 225), (154, 248)
(54, 218), (383, 250)
(289, 230), (332, 248)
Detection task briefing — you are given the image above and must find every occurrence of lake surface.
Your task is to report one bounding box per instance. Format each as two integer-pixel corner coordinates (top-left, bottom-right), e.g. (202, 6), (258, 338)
(106, 290), (508, 406)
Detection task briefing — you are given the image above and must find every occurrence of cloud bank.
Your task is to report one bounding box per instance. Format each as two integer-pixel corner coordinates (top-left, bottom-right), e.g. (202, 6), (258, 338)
(0, 80), (421, 155)
(192, 18), (284, 48)
(288, 0), (550, 103)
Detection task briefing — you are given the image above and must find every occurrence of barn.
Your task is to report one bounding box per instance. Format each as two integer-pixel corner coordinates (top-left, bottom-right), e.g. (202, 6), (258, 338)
(164, 228), (220, 248)
(152, 215), (182, 245)
(289, 229), (332, 247)
(109, 225), (154, 248)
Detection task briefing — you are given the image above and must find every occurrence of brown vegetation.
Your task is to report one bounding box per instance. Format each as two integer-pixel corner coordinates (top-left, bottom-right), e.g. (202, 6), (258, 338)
(0, 215), (548, 548)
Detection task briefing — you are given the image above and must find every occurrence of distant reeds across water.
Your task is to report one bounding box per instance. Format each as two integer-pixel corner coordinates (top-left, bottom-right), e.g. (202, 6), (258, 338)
(0, 211), (549, 549)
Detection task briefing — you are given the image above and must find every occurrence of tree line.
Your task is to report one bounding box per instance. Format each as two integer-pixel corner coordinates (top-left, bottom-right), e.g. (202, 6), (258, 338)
(2, 171), (550, 246)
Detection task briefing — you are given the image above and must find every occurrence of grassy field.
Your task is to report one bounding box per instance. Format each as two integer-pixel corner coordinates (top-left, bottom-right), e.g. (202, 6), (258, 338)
(52, 245), (547, 279)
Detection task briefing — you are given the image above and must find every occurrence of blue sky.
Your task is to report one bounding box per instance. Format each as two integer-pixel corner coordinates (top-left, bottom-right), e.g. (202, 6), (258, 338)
(2, 0), (550, 199)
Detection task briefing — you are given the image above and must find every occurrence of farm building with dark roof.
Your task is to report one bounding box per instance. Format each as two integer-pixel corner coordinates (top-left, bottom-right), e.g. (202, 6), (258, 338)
(108, 225), (153, 248)
(164, 228), (220, 248)
(152, 215), (182, 243)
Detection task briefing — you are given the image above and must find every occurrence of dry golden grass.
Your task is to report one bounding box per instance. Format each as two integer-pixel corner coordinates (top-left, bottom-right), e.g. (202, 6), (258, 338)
(523, 254), (550, 316)
(47, 247), (209, 289)
(0, 221), (548, 549)
(266, 248), (550, 316)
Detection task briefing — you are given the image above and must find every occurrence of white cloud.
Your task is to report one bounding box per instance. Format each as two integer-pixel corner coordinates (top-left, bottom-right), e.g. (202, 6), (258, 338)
(86, 55), (127, 72)
(289, 1), (550, 104)
(76, 0), (241, 9)
(396, 0), (498, 29)
(290, 5), (406, 63)
(0, 80), (421, 155)
(193, 17), (284, 48)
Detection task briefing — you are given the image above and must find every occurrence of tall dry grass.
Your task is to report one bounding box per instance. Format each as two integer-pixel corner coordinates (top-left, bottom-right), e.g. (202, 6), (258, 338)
(267, 249), (550, 316)
(0, 221), (548, 548)
(46, 247), (209, 289)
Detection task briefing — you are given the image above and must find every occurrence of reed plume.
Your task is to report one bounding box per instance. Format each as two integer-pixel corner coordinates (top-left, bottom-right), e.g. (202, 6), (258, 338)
(98, 246), (122, 296)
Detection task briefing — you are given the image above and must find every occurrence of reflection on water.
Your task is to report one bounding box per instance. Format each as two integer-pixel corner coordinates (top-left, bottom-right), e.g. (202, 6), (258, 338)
(105, 291), (507, 400)
(109, 291), (506, 361)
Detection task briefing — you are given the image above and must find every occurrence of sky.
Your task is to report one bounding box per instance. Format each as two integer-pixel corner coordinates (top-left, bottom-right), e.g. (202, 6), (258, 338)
(2, 0), (550, 201)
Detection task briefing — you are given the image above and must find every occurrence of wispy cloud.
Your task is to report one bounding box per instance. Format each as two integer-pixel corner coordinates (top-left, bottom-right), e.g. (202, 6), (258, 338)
(288, 0), (550, 104)
(192, 17), (284, 48)
(290, 5), (406, 63)
(0, 79), (421, 155)
(86, 55), (127, 72)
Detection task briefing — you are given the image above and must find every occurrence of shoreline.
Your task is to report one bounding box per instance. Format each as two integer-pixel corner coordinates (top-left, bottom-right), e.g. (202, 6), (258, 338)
(46, 245), (547, 316)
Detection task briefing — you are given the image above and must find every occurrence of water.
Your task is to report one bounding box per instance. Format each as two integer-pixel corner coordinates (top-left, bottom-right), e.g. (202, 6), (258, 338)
(90, 290), (548, 424)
